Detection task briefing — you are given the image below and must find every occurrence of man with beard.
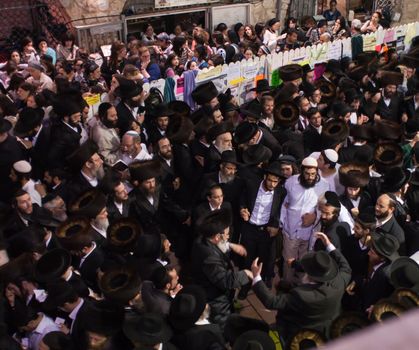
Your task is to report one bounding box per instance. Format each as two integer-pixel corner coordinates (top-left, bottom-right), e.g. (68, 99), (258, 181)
(204, 123), (233, 173)
(376, 71), (404, 122)
(118, 131), (152, 165)
(303, 107), (323, 155)
(191, 208), (251, 328)
(155, 136), (175, 192)
(10, 160), (43, 207)
(100, 171), (130, 224)
(4, 189), (35, 238)
(375, 193), (405, 254)
(64, 140), (105, 205)
(147, 103), (174, 145)
(91, 102), (120, 166)
(312, 191), (351, 251)
(280, 157), (321, 283)
(42, 168), (67, 203)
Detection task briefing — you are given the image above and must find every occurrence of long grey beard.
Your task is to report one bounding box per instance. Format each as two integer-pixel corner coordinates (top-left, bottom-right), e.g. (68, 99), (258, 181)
(94, 217), (109, 232)
(217, 240), (229, 254)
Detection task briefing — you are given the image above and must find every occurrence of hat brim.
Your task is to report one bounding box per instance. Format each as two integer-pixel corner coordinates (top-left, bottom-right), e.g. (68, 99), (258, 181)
(300, 252), (338, 282)
(390, 257), (419, 289)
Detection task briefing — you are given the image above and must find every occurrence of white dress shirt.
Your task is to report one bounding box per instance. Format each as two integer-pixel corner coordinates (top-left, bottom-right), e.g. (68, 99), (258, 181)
(69, 298), (85, 334)
(79, 242), (96, 268)
(249, 182), (274, 226)
(80, 171), (98, 187)
(280, 175), (318, 240)
(22, 179), (42, 207)
(28, 314), (60, 350)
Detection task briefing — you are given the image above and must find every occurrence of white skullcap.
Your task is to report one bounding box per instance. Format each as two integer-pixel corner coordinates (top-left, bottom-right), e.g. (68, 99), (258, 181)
(309, 152), (320, 160)
(323, 149), (339, 163)
(13, 160), (32, 173)
(302, 157), (318, 167)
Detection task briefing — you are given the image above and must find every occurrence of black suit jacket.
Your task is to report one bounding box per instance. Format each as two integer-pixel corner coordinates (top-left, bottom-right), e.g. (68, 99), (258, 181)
(62, 172), (94, 205)
(260, 128), (282, 160)
(141, 280), (172, 315)
(339, 191), (373, 217)
(203, 144), (222, 174)
(303, 124), (322, 155)
(376, 216), (405, 255)
(193, 201), (232, 229)
(253, 248), (352, 338)
(404, 221), (419, 256)
(107, 198), (130, 224)
(70, 299), (93, 349)
(172, 323), (224, 350)
(313, 221), (351, 251)
(116, 102), (135, 137)
(29, 125), (51, 180)
(403, 97), (419, 119)
(240, 180), (287, 228)
(74, 245), (105, 293)
(376, 95), (403, 122)
(47, 121), (81, 169)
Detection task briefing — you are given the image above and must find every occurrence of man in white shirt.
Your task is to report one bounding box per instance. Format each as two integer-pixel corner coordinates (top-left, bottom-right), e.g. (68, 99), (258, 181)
(118, 131), (152, 165)
(10, 160), (43, 207)
(280, 157), (321, 283)
(26, 62), (54, 92)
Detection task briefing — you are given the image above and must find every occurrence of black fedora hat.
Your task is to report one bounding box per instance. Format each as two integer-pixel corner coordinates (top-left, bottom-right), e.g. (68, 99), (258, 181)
(169, 284), (207, 331)
(192, 81), (218, 105)
(374, 120), (402, 141)
(14, 107), (44, 137)
(331, 101), (352, 118)
(355, 51), (378, 66)
(168, 100), (191, 117)
(278, 64), (303, 82)
(166, 115), (194, 144)
(56, 217), (93, 251)
(273, 101), (299, 128)
(240, 103), (264, 120)
(373, 142), (403, 174)
(325, 59), (344, 75)
(347, 65), (368, 81)
(197, 208), (232, 238)
(129, 159), (162, 182)
(330, 312), (369, 339)
(69, 189), (107, 219)
(380, 71), (404, 86)
(242, 144), (272, 165)
(82, 301), (125, 336)
(315, 80), (336, 103)
(0, 117), (12, 134)
(134, 233), (161, 260)
(321, 119), (349, 148)
(151, 103), (175, 119)
(232, 330), (275, 350)
(34, 248), (71, 283)
(300, 250), (338, 282)
(224, 314), (269, 345)
(220, 149), (240, 165)
(390, 257), (419, 290)
(233, 122), (258, 144)
(218, 88), (234, 105)
(107, 217), (142, 254)
(123, 313), (173, 346)
(99, 266), (142, 304)
(250, 79), (271, 92)
(372, 298), (406, 322)
(117, 78), (143, 100)
(350, 124), (373, 141)
(66, 139), (99, 171)
(381, 166), (411, 193)
(338, 162), (370, 188)
(264, 161), (282, 178)
(206, 122), (232, 143)
(288, 329), (325, 350)
(371, 232), (399, 261)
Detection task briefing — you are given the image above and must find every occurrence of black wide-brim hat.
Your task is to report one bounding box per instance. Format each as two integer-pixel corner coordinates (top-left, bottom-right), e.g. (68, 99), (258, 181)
(220, 149), (240, 165)
(355, 51), (378, 66)
(347, 65), (368, 81)
(264, 161), (283, 178)
(315, 79), (336, 102)
(197, 208), (232, 238)
(380, 71), (404, 87)
(169, 284), (207, 331)
(242, 144), (272, 165)
(224, 314), (269, 345)
(192, 81), (218, 105)
(288, 329), (325, 350)
(331, 101), (352, 118)
(350, 124), (373, 141)
(81, 301), (125, 337)
(300, 250), (338, 282)
(372, 298), (406, 322)
(129, 159), (162, 182)
(240, 102), (264, 120)
(339, 162), (370, 188)
(330, 312), (369, 339)
(14, 107), (44, 137)
(43, 280), (77, 311)
(373, 142), (403, 174)
(321, 119), (349, 148)
(107, 217), (142, 254)
(374, 120), (402, 141)
(99, 266), (142, 304)
(273, 101), (299, 128)
(34, 248), (71, 283)
(0, 117), (12, 134)
(151, 103), (175, 119)
(371, 232), (400, 261)
(250, 79), (271, 92)
(233, 121), (258, 144)
(233, 330), (275, 350)
(325, 59), (344, 75)
(166, 115), (194, 144)
(390, 257), (419, 290)
(206, 122), (233, 143)
(56, 217), (93, 251)
(116, 78), (143, 100)
(400, 52), (419, 69)
(123, 313), (173, 345)
(134, 232), (161, 260)
(381, 166), (411, 193)
(66, 139), (99, 171)
(278, 64), (303, 82)
(69, 189), (107, 219)
(168, 100), (191, 117)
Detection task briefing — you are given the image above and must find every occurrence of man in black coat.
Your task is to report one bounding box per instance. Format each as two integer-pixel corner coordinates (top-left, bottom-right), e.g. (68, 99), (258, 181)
(376, 71), (404, 122)
(338, 124), (374, 164)
(250, 232), (351, 342)
(203, 123), (233, 173)
(303, 107), (323, 155)
(191, 208), (251, 328)
(239, 162), (287, 287)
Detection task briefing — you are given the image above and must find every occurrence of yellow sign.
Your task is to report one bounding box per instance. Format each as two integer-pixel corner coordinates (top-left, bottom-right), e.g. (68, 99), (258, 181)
(84, 94), (101, 106)
(363, 34), (377, 52)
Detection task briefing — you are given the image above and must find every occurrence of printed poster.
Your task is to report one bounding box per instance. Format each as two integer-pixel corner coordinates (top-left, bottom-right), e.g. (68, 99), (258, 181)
(363, 34), (377, 51)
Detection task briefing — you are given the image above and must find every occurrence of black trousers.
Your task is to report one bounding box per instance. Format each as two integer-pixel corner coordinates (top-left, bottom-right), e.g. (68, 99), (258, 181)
(240, 222), (276, 280)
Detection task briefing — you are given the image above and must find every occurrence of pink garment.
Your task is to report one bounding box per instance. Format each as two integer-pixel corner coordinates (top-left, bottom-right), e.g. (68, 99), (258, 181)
(314, 63), (326, 81)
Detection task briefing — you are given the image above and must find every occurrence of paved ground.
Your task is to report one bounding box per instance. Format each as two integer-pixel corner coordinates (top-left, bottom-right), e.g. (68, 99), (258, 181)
(238, 288), (277, 324)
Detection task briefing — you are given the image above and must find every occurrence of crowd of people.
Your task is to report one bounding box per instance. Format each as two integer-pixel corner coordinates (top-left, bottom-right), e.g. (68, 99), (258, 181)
(0, 5), (418, 350)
